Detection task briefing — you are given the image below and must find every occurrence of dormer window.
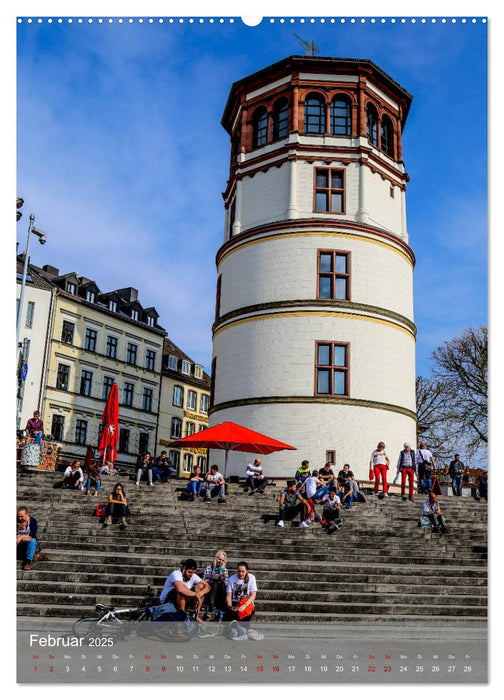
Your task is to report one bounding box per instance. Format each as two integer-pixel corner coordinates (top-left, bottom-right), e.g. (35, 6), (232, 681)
(66, 282), (76, 295)
(86, 290), (96, 303)
(131, 309), (139, 321)
(194, 365), (203, 379)
(167, 355), (178, 371)
(109, 300), (117, 312)
(146, 316), (155, 327)
(181, 360), (191, 375)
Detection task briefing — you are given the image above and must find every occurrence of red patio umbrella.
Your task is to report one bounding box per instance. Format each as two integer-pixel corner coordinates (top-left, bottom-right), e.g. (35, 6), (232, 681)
(168, 420), (297, 476)
(98, 383), (119, 466)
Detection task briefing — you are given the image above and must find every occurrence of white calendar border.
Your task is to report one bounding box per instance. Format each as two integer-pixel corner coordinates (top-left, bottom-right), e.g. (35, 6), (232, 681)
(3, 0), (500, 697)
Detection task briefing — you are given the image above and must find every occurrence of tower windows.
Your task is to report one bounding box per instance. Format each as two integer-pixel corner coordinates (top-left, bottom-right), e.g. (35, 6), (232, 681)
(272, 98), (289, 141)
(315, 342), (350, 397)
(304, 93), (325, 134)
(381, 115), (394, 157)
(366, 104), (379, 148)
(317, 250), (350, 300)
(314, 169), (345, 214)
(330, 97), (352, 136)
(252, 106), (268, 148)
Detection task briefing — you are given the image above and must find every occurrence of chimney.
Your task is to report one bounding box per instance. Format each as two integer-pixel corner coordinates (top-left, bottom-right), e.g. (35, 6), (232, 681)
(42, 264), (60, 276)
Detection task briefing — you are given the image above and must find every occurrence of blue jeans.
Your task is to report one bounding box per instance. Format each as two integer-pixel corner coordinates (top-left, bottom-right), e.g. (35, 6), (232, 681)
(86, 477), (101, 493)
(452, 475), (462, 496)
(187, 481), (203, 495)
(18, 537), (38, 561)
(313, 485), (329, 500)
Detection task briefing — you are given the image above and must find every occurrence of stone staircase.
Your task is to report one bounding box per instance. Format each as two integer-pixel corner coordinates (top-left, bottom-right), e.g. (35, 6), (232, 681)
(16, 468), (488, 624)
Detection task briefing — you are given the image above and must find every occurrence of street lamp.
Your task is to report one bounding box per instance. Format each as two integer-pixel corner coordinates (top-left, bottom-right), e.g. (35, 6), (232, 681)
(16, 213), (47, 346)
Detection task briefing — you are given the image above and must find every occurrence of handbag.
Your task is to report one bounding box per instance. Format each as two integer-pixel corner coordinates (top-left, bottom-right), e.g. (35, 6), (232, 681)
(96, 502), (108, 517)
(238, 596), (255, 620)
(369, 467), (375, 480)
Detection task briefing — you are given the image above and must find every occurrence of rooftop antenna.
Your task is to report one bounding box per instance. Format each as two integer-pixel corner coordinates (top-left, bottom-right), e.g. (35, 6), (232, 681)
(292, 33), (320, 57)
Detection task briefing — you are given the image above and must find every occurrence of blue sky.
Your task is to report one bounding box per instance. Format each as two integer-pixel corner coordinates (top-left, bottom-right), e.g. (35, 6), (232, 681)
(16, 15), (487, 376)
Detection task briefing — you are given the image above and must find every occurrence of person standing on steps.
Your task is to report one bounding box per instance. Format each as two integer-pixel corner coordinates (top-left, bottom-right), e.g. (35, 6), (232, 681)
(136, 452), (154, 487)
(448, 454), (466, 496)
(416, 442), (436, 493)
(370, 441), (390, 497)
(396, 443), (417, 501)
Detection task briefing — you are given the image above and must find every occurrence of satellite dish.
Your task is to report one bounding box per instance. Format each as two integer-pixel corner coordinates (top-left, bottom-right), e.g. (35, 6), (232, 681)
(292, 33), (320, 57)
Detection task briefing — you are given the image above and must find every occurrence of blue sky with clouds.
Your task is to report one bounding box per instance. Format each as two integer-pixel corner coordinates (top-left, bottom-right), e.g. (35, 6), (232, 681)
(16, 16), (487, 375)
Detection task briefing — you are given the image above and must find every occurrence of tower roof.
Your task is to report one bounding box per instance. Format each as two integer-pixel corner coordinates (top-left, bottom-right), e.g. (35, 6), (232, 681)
(222, 54), (413, 132)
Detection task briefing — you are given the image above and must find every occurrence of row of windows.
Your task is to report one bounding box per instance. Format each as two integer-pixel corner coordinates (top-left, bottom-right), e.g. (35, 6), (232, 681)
(166, 354), (204, 379)
(55, 365), (156, 411)
(169, 417), (207, 440)
(167, 450), (206, 474)
(63, 283), (156, 327)
(51, 414), (151, 453)
(172, 385), (209, 414)
(251, 94), (395, 157)
(61, 320), (157, 371)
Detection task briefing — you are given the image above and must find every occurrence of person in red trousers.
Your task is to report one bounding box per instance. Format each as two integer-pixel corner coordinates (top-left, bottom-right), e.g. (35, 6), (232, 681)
(396, 443), (417, 501)
(370, 441), (390, 497)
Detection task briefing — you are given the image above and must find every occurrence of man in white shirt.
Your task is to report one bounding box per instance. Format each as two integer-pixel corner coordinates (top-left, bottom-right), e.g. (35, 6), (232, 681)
(159, 558), (211, 616)
(246, 458), (267, 494)
(416, 442), (436, 493)
(204, 464), (226, 503)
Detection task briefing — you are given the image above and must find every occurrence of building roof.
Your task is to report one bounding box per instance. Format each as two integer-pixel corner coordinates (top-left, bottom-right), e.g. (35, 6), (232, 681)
(16, 255), (54, 292)
(29, 260), (166, 335)
(163, 337), (211, 389)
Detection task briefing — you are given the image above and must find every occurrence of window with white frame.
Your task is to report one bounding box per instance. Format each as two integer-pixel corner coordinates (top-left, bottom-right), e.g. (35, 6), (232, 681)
(200, 394), (209, 414)
(168, 355), (178, 371)
(173, 385), (183, 407)
(181, 360), (191, 375)
(187, 390), (197, 411)
(171, 417), (182, 439)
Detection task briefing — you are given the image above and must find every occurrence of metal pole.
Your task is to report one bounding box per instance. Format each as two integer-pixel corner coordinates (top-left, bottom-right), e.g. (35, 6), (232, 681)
(16, 214), (35, 346)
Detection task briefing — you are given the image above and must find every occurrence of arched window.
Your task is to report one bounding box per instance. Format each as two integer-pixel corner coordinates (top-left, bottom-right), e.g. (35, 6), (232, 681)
(252, 106), (268, 148)
(381, 115), (394, 157)
(366, 104), (379, 148)
(330, 96), (352, 136)
(304, 93), (326, 134)
(272, 98), (289, 141)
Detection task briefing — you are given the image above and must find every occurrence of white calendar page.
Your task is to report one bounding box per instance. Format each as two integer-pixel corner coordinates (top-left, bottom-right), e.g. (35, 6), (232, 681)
(11, 0), (492, 692)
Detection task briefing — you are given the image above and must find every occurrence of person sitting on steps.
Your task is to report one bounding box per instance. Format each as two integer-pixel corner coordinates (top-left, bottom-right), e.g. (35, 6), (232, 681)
(204, 464), (226, 504)
(202, 550), (229, 620)
(277, 481), (310, 528)
(85, 461), (102, 496)
(103, 483), (129, 529)
(245, 458), (268, 494)
(17, 506), (38, 571)
(136, 452), (154, 487)
(421, 491), (448, 534)
(63, 460), (84, 489)
(319, 485), (342, 531)
(159, 558), (213, 638)
(186, 465), (205, 500)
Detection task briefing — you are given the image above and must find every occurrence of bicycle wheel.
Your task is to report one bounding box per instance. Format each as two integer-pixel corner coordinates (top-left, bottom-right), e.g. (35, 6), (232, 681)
(72, 617), (124, 641)
(152, 618), (198, 643)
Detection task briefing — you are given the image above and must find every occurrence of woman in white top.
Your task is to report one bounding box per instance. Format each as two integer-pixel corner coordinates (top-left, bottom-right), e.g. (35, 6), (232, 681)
(225, 562), (263, 640)
(370, 441), (390, 496)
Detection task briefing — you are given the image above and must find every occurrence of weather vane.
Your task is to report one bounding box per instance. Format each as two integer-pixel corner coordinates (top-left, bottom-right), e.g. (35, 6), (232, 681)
(292, 33), (320, 57)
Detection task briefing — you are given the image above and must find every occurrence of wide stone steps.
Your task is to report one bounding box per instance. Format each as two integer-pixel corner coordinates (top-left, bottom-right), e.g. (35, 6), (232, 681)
(16, 570), (486, 595)
(16, 469), (488, 623)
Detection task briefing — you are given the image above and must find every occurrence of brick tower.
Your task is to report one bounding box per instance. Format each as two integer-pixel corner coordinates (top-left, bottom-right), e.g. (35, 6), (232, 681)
(211, 55), (416, 478)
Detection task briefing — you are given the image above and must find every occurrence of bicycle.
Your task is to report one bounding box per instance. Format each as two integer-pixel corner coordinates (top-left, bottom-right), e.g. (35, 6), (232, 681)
(72, 586), (199, 643)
